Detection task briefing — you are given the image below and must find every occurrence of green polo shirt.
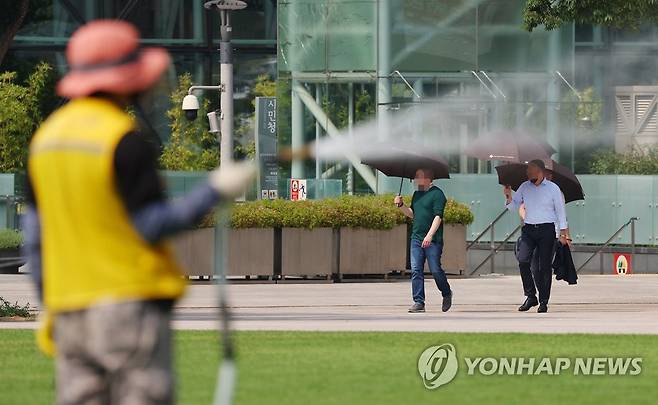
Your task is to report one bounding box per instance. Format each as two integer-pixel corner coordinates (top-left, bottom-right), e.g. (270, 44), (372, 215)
(410, 185), (447, 244)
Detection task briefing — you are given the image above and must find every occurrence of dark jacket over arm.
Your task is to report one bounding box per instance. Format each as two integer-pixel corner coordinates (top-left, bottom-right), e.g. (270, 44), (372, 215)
(552, 244), (578, 285)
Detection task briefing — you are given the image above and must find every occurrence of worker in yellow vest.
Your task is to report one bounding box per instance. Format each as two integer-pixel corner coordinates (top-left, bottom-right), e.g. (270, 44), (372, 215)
(22, 20), (254, 404)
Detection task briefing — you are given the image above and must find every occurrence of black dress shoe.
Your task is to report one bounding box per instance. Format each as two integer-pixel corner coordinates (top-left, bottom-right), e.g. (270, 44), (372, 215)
(442, 291), (453, 312)
(518, 297), (539, 312)
(537, 303), (548, 313)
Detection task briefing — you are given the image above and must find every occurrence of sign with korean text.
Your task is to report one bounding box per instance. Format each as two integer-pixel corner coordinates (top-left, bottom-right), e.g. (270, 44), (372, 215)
(255, 97), (278, 200)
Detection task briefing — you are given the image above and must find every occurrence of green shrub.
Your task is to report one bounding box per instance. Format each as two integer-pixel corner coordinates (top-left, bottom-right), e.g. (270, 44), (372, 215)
(160, 73), (219, 171)
(0, 297), (31, 318)
(221, 194), (474, 230)
(443, 198), (475, 226)
(0, 229), (22, 249)
(590, 148), (658, 175)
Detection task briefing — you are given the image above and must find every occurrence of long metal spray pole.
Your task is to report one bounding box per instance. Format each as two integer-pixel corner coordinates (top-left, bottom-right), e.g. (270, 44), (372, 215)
(214, 8), (236, 405)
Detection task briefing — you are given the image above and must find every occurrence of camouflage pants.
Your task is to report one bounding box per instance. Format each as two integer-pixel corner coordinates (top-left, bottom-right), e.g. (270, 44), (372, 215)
(54, 300), (174, 405)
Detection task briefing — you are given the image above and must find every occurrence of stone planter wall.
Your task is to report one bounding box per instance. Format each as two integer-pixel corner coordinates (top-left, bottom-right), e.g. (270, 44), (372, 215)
(227, 228), (275, 277)
(0, 248), (22, 274)
(172, 224), (468, 279)
(173, 228), (275, 278)
(172, 228), (214, 277)
(281, 228), (335, 278)
(441, 224), (467, 274)
(339, 225), (407, 274)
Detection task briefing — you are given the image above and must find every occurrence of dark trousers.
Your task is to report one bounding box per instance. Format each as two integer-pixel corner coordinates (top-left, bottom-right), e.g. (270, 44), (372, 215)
(517, 223), (556, 304)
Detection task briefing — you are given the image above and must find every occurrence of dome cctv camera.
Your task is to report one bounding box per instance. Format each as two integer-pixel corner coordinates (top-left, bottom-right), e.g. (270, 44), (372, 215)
(182, 94), (199, 121)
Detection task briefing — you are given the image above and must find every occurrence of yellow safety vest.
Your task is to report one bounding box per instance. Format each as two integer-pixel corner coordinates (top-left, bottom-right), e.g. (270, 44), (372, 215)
(29, 97), (186, 316)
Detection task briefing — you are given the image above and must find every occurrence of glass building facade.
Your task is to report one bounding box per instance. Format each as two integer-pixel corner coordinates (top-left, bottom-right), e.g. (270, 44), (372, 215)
(277, 0), (658, 196)
(277, 0), (578, 195)
(3, 0), (277, 143)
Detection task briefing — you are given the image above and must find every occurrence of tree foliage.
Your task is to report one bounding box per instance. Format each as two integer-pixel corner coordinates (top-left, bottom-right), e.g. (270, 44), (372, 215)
(590, 148), (658, 175)
(0, 62), (51, 172)
(160, 73), (219, 171)
(523, 0), (658, 31)
(251, 74), (276, 105)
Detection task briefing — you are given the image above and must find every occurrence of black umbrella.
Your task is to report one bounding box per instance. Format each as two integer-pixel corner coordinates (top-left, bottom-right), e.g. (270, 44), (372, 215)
(361, 145), (450, 197)
(495, 160), (585, 203)
(464, 131), (556, 163)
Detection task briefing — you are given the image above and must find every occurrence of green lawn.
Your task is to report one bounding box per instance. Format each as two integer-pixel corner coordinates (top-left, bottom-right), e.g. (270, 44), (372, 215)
(1, 329), (656, 405)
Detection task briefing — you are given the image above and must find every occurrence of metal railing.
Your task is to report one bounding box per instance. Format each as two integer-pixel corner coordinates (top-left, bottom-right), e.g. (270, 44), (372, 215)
(468, 223), (523, 276)
(0, 195), (25, 271)
(467, 209), (508, 249)
(466, 208), (514, 275)
(576, 217), (639, 273)
(0, 195), (25, 230)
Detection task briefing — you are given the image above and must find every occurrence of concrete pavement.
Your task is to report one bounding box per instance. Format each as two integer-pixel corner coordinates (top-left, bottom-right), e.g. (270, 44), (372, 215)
(1, 274), (657, 334)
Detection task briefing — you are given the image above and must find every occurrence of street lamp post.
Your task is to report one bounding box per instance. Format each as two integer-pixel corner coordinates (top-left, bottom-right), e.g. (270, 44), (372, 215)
(182, 1), (246, 167)
(205, 0), (247, 166)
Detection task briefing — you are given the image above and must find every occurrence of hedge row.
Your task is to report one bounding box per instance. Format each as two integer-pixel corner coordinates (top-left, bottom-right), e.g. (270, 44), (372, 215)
(219, 194), (474, 230)
(0, 195), (474, 243)
(0, 229), (22, 249)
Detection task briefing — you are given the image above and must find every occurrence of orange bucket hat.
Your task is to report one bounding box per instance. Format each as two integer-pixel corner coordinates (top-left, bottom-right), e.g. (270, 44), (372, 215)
(57, 20), (170, 99)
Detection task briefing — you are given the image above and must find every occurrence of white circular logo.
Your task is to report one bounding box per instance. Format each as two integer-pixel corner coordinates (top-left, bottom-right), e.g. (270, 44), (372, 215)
(417, 343), (459, 389)
(616, 255), (629, 275)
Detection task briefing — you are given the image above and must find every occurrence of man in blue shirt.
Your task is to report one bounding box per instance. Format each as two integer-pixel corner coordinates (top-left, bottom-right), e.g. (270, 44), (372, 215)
(504, 160), (570, 313)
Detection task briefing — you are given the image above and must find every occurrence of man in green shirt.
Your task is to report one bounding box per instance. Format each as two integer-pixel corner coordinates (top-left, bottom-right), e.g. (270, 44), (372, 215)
(394, 168), (453, 313)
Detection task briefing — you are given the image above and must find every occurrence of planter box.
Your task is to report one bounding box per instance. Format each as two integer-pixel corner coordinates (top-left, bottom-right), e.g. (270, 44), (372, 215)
(442, 224), (467, 273)
(172, 224), (466, 279)
(227, 228), (275, 277)
(172, 228), (214, 278)
(281, 228), (335, 278)
(173, 228), (275, 278)
(0, 248), (23, 274)
(339, 225), (407, 275)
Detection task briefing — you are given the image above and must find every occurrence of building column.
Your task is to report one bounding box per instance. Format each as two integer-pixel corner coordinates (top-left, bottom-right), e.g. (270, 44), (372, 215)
(377, 0), (392, 141)
(376, 0), (392, 192)
(347, 82), (355, 195)
(315, 84), (322, 179)
(547, 30), (561, 162)
(291, 79), (304, 178)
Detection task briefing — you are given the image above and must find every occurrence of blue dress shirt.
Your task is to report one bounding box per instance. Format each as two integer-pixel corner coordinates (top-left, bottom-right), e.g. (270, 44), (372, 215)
(506, 178), (568, 230)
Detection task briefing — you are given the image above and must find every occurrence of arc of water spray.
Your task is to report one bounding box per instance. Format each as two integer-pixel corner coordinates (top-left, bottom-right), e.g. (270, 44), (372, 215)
(292, 84), (378, 191)
(471, 71), (497, 99)
(479, 71), (506, 100)
(555, 71), (582, 100)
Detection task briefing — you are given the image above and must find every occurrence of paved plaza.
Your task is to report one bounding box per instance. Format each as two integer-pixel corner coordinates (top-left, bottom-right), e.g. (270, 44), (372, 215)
(1, 274), (657, 334)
